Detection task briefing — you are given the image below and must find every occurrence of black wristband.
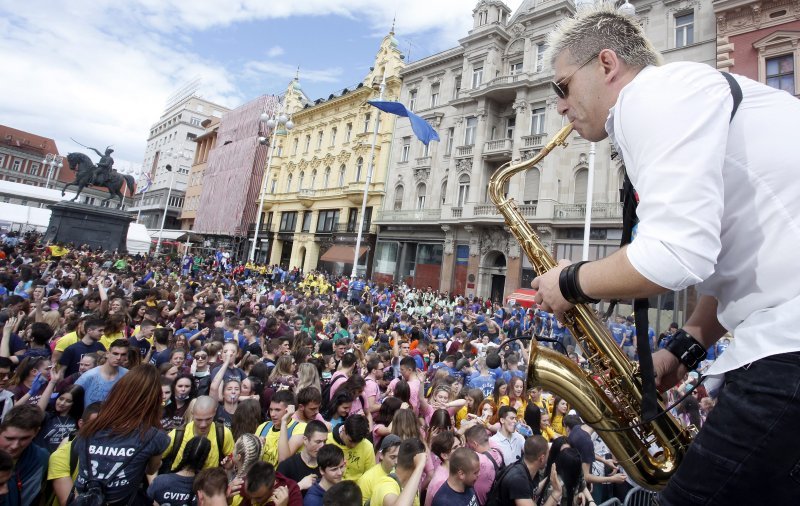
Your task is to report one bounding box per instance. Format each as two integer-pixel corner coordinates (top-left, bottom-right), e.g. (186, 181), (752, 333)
(558, 261), (600, 305)
(665, 329), (707, 370)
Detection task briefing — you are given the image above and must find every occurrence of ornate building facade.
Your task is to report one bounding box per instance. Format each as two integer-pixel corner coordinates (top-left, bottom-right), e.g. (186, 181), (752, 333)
(374, 0), (716, 301)
(715, 0), (800, 97)
(257, 31), (405, 274)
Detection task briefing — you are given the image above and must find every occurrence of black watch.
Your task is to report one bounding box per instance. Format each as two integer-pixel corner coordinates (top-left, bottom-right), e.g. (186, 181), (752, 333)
(665, 329), (707, 370)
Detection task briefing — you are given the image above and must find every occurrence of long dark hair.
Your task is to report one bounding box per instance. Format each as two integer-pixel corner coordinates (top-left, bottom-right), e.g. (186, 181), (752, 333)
(56, 385), (85, 421)
(80, 364), (162, 438)
(174, 436), (211, 474)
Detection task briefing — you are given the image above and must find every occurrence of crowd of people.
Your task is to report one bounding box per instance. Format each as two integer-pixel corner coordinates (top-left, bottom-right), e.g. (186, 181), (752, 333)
(0, 228), (725, 506)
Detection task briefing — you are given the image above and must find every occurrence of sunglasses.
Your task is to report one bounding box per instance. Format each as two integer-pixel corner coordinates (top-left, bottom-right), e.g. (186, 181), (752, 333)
(550, 53), (599, 99)
(195, 354), (208, 360)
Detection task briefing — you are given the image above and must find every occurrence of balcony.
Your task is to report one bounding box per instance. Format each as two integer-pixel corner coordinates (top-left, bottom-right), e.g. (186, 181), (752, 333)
(333, 222), (376, 235)
(415, 156), (432, 168)
(343, 181), (386, 204)
(451, 207), (463, 218)
(521, 134), (546, 149)
(483, 138), (513, 161)
(298, 188), (314, 208)
(554, 202), (623, 221)
(474, 204), (501, 217)
(376, 209), (442, 223)
(456, 145), (474, 158)
(472, 72), (530, 101)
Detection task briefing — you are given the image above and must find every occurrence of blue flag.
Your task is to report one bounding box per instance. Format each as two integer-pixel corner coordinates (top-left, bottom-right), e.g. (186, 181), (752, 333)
(368, 100), (440, 145)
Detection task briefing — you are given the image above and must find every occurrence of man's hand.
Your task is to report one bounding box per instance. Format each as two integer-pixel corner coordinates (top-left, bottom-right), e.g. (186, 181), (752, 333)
(653, 349), (688, 392)
(297, 474), (317, 490)
(271, 485), (289, 506)
(531, 259), (575, 318)
(282, 405), (296, 424)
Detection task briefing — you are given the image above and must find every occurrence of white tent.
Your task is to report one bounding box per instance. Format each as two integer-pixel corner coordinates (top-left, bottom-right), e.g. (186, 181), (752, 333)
(126, 223), (152, 255)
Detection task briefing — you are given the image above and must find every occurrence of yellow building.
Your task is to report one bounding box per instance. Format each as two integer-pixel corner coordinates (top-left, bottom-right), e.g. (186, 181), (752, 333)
(261, 30), (404, 276)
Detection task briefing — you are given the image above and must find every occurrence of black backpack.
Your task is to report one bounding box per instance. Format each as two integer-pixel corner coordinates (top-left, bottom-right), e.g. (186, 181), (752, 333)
(484, 460), (523, 506)
(158, 422), (225, 475)
(69, 437), (145, 506)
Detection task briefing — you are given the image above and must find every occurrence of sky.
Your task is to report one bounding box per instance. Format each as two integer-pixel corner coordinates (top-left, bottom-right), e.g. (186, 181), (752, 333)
(0, 0), (524, 174)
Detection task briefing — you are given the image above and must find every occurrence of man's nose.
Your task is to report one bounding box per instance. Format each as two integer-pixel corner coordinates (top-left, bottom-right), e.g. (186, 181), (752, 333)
(556, 97), (568, 116)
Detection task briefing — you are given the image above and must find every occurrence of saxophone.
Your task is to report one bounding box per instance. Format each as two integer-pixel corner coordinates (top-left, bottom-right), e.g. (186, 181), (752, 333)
(489, 124), (692, 490)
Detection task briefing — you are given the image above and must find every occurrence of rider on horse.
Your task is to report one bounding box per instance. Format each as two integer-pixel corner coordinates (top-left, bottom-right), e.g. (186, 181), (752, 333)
(88, 146), (114, 185)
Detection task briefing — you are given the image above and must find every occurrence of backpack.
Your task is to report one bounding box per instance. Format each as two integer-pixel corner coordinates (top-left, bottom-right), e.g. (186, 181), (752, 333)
(258, 420), (300, 438)
(484, 460), (523, 506)
(69, 437), (145, 506)
(159, 422), (225, 475)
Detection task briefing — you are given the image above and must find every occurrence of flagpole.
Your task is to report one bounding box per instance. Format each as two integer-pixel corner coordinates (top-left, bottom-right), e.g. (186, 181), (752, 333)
(581, 141), (596, 261)
(351, 72), (386, 279)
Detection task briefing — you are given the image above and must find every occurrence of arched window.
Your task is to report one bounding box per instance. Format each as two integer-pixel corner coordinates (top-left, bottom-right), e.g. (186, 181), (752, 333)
(457, 174), (470, 207)
(393, 185), (404, 211)
(355, 157), (364, 181)
(310, 169), (317, 189)
(286, 173), (293, 193)
(441, 179), (448, 205)
(338, 165), (346, 187)
(573, 168), (588, 204)
(416, 183), (427, 209)
(298, 171), (305, 190)
(523, 168), (540, 204)
(270, 178), (277, 194)
(324, 167), (331, 188)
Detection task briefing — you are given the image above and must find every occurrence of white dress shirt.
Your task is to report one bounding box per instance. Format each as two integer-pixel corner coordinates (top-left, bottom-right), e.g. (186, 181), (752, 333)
(606, 62), (800, 375)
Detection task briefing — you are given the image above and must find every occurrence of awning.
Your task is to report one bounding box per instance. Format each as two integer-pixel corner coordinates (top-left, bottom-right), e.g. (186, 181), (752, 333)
(320, 245), (368, 263)
(506, 288), (538, 309)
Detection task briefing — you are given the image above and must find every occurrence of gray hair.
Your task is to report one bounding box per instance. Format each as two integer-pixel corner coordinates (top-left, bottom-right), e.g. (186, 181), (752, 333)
(546, 3), (662, 68)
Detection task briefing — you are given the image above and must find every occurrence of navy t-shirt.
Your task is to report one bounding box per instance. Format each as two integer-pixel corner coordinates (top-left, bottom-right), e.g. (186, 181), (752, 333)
(35, 412), (78, 453)
(75, 427), (170, 503)
(60, 341), (106, 376)
(567, 426), (595, 465)
(431, 481), (478, 506)
(147, 472), (195, 505)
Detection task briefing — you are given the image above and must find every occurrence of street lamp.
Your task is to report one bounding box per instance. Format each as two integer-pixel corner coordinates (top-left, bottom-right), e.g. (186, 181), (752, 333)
(249, 102), (294, 263)
(41, 153), (63, 189)
(154, 147), (190, 256)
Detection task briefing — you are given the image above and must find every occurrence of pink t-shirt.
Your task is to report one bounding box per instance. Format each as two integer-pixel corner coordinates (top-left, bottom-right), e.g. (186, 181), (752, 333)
(419, 402), (458, 425)
(424, 465), (450, 506)
(388, 376), (421, 414)
(329, 371), (348, 399)
(474, 450), (503, 505)
(363, 377), (380, 411)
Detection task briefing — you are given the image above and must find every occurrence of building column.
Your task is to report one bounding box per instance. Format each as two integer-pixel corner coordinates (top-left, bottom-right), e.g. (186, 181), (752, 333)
(269, 238), (282, 265)
(440, 225), (454, 293)
(465, 225), (480, 298)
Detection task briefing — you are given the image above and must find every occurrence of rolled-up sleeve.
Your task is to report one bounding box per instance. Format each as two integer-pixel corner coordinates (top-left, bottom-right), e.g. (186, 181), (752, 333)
(614, 66), (732, 291)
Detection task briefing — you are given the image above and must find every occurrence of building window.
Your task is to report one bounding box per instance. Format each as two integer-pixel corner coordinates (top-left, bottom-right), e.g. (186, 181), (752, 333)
(453, 76), (462, 99)
(304, 135), (311, 153)
(457, 174), (470, 207)
(29, 163), (40, 176)
(324, 167), (331, 188)
(363, 113), (371, 133)
(292, 138), (299, 155)
(286, 173), (293, 193)
(530, 108), (545, 134)
(675, 12), (694, 48)
(535, 43), (547, 73)
(510, 61), (523, 75)
(441, 179), (448, 205)
(573, 169), (589, 204)
(393, 185), (404, 211)
(316, 210), (340, 232)
(310, 169), (317, 189)
(472, 66), (484, 88)
(355, 157), (364, 181)
(317, 131), (323, 150)
(464, 117), (477, 145)
(347, 208), (358, 232)
(298, 171), (305, 190)
(0, 155), (5, 168)
(270, 178), (277, 194)
(422, 141), (430, 157)
(766, 54), (795, 93)
(330, 127), (337, 146)
(430, 84), (440, 107)
(301, 211), (312, 232)
(401, 137), (411, 162)
(345, 123), (352, 142)
(338, 165), (346, 187)
(409, 90), (417, 111)
(190, 117), (202, 126)
(506, 117), (516, 139)
(478, 10), (488, 25)
(523, 168), (540, 204)
(444, 127), (455, 156)
(416, 184), (427, 209)
(279, 211), (298, 232)
(12, 160), (21, 171)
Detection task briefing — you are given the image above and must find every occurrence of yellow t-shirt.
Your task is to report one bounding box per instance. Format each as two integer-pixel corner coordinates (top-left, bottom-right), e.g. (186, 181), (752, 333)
(369, 475), (420, 506)
(255, 420), (304, 465)
(100, 331), (124, 351)
(498, 396), (528, 420)
(54, 332), (79, 353)
(455, 405), (468, 429)
(357, 463), (390, 506)
(326, 432), (375, 482)
(47, 440), (76, 506)
(162, 421), (234, 471)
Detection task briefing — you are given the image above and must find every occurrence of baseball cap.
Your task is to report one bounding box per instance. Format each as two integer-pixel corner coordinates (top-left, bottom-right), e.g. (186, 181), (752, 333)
(380, 434), (402, 452)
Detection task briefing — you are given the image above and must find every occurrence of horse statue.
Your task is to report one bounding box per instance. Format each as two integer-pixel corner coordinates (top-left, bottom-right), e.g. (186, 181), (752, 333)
(62, 152), (136, 209)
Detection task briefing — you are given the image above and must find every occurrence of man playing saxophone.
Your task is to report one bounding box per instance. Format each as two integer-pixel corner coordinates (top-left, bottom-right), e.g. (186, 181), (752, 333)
(531, 5), (800, 506)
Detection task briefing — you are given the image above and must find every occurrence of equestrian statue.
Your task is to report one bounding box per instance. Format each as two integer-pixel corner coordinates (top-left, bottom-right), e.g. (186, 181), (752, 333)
(62, 145), (136, 209)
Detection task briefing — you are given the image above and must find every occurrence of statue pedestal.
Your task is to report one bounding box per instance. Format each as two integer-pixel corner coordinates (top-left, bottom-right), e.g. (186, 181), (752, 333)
(44, 202), (134, 253)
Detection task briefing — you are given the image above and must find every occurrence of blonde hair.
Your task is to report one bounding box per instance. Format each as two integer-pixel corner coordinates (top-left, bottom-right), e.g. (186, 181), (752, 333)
(546, 3), (661, 68)
(296, 362), (320, 393)
(234, 433), (263, 480)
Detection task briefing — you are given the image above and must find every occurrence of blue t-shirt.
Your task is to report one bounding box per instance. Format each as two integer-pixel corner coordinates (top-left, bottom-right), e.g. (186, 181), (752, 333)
(75, 366), (128, 407)
(148, 472), (195, 505)
(431, 481), (478, 506)
(468, 374), (496, 398)
(608, 322), (625, 345)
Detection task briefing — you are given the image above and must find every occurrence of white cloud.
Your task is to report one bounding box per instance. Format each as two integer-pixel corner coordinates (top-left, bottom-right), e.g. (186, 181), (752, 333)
(0, 0), (526, 166)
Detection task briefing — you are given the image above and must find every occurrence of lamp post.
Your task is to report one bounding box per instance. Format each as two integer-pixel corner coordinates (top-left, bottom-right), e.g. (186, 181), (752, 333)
(41, 153), (63, 189)
(249, 100), (294, 263)
(154, 148), (190, 256)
